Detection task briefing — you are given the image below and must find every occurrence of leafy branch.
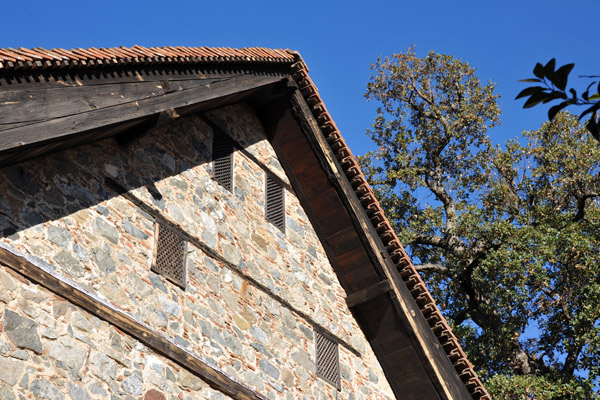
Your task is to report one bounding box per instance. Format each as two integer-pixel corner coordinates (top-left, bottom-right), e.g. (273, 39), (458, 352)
(517, 59), (600, 142)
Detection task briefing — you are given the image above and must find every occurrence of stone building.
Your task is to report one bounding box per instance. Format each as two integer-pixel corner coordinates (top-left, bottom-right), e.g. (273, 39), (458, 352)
(0, 46), (490, 400)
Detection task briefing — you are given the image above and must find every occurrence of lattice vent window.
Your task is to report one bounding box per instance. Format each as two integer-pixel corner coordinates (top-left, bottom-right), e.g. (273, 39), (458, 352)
(265, 173), (285, 232)
(152, 222), (187, 289)
(212, 133), (234, 191)
(315, 329), (341, 389)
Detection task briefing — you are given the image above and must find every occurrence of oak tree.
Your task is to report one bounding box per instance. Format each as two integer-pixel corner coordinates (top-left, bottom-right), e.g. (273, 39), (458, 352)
(360, 47), (600, 399)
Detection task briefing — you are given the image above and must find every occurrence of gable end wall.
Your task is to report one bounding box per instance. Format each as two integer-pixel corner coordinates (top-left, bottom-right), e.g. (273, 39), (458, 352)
(0, 103), (395, 400)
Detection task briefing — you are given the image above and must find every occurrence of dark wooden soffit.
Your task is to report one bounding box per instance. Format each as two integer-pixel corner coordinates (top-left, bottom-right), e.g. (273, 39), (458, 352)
(0, 65), (292, 166)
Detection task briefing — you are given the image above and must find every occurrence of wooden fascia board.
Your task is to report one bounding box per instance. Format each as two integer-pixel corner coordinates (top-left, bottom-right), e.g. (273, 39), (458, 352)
(284, 90), (473, 400)
(0, 73), (288, 165)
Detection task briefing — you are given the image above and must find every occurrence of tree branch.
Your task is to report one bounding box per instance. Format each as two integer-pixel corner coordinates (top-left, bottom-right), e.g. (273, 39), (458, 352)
(425, 168), (458, 232)
(412, 234), (466, 256)
(406, 74), (459, 235)
(414, 263), (448, 273)
(563, 343), (584, 376)
(408, 78), (452, 136)
(452, 309), (470, 325)
(573, 192), (599, 222)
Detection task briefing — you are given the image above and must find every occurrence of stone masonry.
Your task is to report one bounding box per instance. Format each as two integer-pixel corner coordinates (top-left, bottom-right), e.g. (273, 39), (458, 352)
(0, 103), (395, 399)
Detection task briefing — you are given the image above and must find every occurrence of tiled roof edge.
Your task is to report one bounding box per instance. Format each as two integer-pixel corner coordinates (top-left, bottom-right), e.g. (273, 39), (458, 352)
(0, 46), (295, 71)
(288, 55), (491, 400)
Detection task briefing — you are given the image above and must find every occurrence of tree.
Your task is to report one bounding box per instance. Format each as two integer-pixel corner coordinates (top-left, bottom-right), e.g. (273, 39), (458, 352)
(516, 59), (600, 143)
(359, 47), (600, 399)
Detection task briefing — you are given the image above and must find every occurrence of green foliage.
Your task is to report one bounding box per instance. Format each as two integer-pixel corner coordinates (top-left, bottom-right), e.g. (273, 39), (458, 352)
(486, 374), (597, 400)
(361, 48), (600, 399)
(517, 59), (600, 142)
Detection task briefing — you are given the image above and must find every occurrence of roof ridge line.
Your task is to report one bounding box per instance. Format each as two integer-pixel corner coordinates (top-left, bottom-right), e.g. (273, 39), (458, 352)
(0, 45), (296, 72)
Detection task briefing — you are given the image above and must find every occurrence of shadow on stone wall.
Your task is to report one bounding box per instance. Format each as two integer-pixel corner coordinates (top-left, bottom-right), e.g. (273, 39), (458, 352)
(0, 103), (266, 240)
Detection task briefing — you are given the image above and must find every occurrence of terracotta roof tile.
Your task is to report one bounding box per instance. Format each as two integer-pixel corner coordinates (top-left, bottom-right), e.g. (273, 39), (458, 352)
(15, 47), (46, 60)
(81, 47), (105, 59)
(0, 49), (18, 62)
(71, 47), (101, 60)
(130, 45), (154, 57)
(118, 46), (141, 58)
(6, 48), (33, 62)
(43, 48), (78, 61)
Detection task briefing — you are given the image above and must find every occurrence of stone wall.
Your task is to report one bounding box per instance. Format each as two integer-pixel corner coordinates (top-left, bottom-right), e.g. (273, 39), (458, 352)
(0, 264), (234, 400)
(0, 103), (395, 399)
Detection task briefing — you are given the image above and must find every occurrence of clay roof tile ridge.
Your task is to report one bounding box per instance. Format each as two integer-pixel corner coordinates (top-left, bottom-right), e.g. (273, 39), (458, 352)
(5, 48), (32, 62)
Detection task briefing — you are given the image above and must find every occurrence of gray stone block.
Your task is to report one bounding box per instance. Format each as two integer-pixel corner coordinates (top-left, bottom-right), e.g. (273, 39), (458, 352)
(30, 380), (64, 400)
(3, 309), (43, 354)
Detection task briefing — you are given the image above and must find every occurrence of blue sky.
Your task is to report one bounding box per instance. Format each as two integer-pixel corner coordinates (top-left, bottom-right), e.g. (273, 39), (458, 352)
(3, 0), (598, 157)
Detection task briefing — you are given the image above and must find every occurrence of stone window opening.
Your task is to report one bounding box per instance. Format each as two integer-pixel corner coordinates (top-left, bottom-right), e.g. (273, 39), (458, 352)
(265, 172), (285, 232)
(151, 222), (188, 289)
(315, 329), (341, 390)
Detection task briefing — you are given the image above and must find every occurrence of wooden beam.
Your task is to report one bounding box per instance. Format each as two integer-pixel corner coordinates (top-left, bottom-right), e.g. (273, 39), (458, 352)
(0, 74), (286, 154)
(346, 280), (392, 308)
(0, 243), (266, 400)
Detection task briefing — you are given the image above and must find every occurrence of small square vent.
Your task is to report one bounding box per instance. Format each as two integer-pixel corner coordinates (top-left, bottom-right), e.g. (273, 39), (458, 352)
(315, 329), (341, 389)
(152, 222), (187, 289)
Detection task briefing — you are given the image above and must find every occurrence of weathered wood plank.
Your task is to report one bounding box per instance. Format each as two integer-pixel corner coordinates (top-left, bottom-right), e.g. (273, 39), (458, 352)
(326, 226), (363, 255)
(356, 295), (442, 400)
(346, 279), (392, 308)
(0, 76), (267, 128)
(0, 118), (145, 166)
(316, 206), (354, 238)
(0, 243), (266, 400)
(0, 65), (288, 90)
(391, 370), (442, 400)
(0, 74), (285, 153)
(334, 246), (372, 274)
(0, 77), (246, 128)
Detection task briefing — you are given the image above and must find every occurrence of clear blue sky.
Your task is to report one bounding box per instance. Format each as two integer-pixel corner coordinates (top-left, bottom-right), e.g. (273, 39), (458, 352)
(2, 0), (598, 156)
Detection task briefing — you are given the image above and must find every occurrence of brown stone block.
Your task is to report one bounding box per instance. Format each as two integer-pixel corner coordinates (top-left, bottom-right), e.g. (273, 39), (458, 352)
(145, 389), (166, 400)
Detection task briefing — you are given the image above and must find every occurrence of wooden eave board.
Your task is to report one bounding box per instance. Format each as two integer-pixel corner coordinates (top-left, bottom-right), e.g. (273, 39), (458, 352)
(0, 66), (289, 166)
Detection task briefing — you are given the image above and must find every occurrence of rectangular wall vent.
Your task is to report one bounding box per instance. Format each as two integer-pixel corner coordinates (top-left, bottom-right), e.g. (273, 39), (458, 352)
(152, 222), (187, 289)
(315, 329), (341, 389)
(265, 173), (285, 232)
(212, 133), (234, 191)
